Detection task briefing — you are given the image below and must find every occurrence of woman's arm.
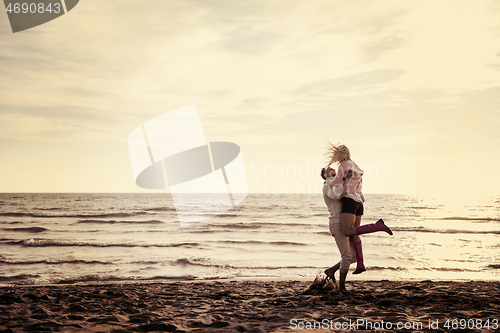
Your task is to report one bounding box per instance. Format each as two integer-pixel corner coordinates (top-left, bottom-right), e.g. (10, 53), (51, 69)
(326, 162), (346, 187)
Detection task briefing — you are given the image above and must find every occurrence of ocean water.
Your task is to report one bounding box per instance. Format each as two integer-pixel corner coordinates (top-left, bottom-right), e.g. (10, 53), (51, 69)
(0, 193), (499, 285)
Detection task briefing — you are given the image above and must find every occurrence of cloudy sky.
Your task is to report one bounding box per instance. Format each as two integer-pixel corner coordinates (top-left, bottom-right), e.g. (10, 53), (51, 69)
(1, 0), (499, 200)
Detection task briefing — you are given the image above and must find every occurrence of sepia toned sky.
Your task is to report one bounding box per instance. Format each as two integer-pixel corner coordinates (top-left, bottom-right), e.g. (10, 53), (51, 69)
(1, 0), (499, 200)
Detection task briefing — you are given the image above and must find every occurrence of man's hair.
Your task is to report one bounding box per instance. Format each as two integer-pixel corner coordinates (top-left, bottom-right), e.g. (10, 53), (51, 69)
(321, 167), (327, 180)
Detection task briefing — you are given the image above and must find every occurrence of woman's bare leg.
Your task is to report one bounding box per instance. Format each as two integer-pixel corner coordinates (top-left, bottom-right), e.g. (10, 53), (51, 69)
(341, 213), (356, 237)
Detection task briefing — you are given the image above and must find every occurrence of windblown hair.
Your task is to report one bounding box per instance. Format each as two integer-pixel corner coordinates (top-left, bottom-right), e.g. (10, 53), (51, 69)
(325, 141), (351, 166)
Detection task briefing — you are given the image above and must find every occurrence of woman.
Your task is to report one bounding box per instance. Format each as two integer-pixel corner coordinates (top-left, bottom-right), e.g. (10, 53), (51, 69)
(321, 166), (357, 292)
(325, 143), (393, 284)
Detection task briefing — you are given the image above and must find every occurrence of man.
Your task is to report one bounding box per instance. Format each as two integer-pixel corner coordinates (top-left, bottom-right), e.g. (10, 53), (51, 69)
(321, 167), (355, 292)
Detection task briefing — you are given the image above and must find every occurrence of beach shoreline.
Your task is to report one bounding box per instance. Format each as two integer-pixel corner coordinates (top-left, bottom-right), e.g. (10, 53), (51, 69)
(1, 279), (499, 332)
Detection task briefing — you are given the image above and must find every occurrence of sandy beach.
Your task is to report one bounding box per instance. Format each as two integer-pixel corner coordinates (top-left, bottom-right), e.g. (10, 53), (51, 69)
(1, 278), (499, 332)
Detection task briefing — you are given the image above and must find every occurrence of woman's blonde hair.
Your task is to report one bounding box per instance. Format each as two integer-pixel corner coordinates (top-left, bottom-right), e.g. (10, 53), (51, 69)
(325, 141), (351, 166)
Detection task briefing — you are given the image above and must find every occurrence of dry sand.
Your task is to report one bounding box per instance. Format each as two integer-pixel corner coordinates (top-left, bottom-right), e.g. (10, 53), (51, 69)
(1, 278), (499, 332)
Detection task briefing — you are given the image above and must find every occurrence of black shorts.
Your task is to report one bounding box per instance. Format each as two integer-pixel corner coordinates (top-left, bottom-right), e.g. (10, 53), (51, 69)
(341, 197), (364, 216)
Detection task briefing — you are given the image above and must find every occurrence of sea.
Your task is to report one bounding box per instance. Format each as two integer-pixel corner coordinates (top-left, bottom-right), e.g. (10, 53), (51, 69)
(1, 193), (499, 286)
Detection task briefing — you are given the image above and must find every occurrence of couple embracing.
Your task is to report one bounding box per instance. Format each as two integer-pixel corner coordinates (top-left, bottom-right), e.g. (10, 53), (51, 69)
(321, 143), (393, 292)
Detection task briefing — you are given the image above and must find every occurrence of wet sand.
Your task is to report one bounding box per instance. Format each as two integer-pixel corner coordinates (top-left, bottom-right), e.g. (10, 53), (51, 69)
(1, 278), (499, 332)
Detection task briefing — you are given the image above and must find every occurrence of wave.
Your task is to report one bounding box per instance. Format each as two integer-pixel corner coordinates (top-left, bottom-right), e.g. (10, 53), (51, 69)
(415, 267), (480, 272)
(215, 240), (308, 246)
(204, 222), (261, 229)
(287, 214), (311, 219)
(368, 266), (490, 273)
(54, 274), (197, 285)
(77, 220), (163, 225)
(130, 260), (162, 265)
(215, 214), (240, 218)
(207, 222), (323, 229)
(440, 217), (500, 222)
(143, 207), (176, 212)
(0, 211), (149, 218)
(0, 259), (113, 265)
(254, 205), (282, 210)
(367, 266), (406, 271)
(0, 221), (22, 225)
(2, 227), (48, 233)
(0, 274), (197, 285)
(171, 257), (317, 270)
(392, 227), (500, 235)
(3, 239), (200, 248)
(0, 274), (41, 282)
(408, 206), (438, 210)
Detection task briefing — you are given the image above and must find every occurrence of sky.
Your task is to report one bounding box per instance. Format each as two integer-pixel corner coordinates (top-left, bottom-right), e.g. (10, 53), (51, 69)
(1, 0), (499, 200)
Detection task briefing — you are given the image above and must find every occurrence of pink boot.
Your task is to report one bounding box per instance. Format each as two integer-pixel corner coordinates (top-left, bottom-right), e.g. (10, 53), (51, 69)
(353, 241), (366, 274)
(355, 219), (393, 236)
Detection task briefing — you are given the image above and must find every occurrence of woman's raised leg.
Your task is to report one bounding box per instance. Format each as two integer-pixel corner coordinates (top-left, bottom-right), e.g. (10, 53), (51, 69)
(342, 215), (392, 237)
